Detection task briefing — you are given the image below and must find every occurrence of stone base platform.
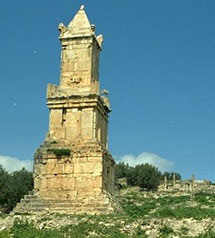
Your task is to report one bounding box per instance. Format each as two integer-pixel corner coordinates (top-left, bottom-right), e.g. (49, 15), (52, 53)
(13, 190), (121, 215)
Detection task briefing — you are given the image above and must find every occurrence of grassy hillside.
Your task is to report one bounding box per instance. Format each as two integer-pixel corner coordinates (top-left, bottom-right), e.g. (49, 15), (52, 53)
(1, 188), (215, 237)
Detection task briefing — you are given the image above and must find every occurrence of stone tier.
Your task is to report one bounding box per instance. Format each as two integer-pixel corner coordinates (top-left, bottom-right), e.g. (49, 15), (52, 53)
(13, 190), (121, 215)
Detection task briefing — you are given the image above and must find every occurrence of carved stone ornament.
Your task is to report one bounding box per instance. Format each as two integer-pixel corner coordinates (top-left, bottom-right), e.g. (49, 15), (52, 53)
(67, 77), (82, 86)
(58, 23), (67, 37)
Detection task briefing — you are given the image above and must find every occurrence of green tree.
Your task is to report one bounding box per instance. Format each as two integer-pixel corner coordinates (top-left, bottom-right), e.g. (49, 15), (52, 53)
(136, 164), (162, 191)
(126, 166), (138, 186)
(0, 165), (11, 210)
(0, 165), (33, 212)
(8, 168), (33, 211)
(115, 162), (130, 180)
(163, 172), (181, 180)
(115, 162), (137, 186)
(115, 162), (163, 191)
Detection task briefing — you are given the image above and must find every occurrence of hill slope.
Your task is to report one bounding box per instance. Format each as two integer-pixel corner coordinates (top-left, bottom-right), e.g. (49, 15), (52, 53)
(1, 188), (215, 237)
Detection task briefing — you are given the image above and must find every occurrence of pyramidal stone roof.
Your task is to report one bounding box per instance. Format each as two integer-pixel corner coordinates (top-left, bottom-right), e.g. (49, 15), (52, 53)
(67, 5), (93, 34)
(58, 5), (103, 48)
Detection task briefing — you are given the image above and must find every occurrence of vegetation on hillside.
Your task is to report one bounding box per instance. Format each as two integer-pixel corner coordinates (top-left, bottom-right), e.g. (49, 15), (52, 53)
(0, 162), (214, 237)
(0, 165), (33, 212)
(1, 190), (215, 237)
(115, 162), (181, 191)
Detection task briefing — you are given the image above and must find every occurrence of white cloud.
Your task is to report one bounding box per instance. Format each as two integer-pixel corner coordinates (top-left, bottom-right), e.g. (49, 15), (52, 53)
(0, 155), (33, 173)
(118, 152), (174, 172)
(0, 153), (173, 174)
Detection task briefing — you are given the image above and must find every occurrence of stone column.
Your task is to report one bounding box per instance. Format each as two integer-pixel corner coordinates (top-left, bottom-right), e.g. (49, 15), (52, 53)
(188, 183), (191, 192)
(172, 174), (176, 189)
(164, 176), (167, 191)
(191, 174), (195, 192)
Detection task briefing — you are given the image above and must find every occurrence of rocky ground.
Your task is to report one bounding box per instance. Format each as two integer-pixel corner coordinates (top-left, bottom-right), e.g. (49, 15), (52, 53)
(1, 188), (215, 237)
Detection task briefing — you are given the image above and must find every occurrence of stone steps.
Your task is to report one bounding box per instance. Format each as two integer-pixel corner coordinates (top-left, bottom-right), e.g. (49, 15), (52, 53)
(12, 190), (120, 215)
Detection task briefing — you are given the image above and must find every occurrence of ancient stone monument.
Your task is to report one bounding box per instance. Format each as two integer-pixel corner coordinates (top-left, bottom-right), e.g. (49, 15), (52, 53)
(14, 5), (118, 214)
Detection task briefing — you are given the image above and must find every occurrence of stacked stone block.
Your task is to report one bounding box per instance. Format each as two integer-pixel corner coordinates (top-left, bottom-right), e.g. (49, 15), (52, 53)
(13, 5), (118, 214)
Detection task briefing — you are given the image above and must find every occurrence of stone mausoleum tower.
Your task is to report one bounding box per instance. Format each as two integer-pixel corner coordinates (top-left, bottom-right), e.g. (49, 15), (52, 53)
(14, 6), (117, 214)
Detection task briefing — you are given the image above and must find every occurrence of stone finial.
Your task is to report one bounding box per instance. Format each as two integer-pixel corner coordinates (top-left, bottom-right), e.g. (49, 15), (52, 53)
(96, 34), (104, 48)
(58, 23), (67, 37)
(91, 24), (96, 32)
(101, 89), (110, 110)
(101, 89), (109, 96)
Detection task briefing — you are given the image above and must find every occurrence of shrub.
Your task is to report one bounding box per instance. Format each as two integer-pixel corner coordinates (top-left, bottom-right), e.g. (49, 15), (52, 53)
(154, 206), (215, 219)
(0, 230), (10, 238)
(198, 227), (215, 238)
(154, 207), (175, 218)
(12, 219), (64, 238)
(47, 148), (71, 156)
(180, 226), (189, 235)
(159, 225), (174, 238)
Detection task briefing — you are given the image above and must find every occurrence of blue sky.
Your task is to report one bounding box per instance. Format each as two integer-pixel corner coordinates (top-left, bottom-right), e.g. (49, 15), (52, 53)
(0, 0), (215, 180)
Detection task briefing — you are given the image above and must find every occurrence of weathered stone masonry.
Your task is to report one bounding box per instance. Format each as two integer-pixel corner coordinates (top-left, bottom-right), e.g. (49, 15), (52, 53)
(14, 5), (118, 214)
